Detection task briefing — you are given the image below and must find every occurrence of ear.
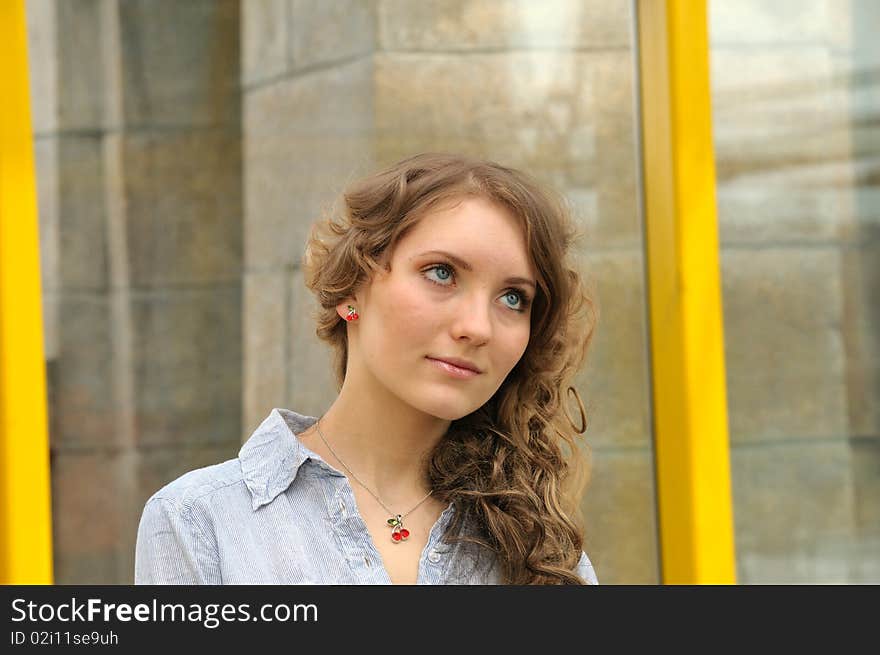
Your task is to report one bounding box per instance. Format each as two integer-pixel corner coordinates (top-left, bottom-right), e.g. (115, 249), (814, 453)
(336, 299), (359, 321)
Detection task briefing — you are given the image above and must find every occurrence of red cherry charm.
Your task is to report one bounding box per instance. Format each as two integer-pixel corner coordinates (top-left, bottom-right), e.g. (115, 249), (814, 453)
(391, 532), (402, 542)
(399, 529), (410, 540)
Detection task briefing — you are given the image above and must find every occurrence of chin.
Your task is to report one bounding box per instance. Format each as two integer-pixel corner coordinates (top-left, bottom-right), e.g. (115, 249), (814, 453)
(431, 407), (472, 422)
(417, 395), (485, 422)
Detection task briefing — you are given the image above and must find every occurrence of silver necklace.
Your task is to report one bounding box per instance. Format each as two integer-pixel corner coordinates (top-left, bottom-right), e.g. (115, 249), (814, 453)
(313, 416), (433, 544)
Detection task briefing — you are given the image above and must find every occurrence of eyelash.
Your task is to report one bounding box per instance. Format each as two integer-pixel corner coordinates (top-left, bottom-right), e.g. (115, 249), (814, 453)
(421, 262), (532, 313)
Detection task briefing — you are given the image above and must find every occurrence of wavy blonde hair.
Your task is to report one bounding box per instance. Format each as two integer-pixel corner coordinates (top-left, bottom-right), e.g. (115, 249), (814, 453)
(301, 152), (598, 584)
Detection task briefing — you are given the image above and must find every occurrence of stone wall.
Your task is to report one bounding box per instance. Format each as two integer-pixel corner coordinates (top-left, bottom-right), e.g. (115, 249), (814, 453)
(27, 0), (242, 583)
(242, 0), (377, 435)
(710, 0), (880, 582)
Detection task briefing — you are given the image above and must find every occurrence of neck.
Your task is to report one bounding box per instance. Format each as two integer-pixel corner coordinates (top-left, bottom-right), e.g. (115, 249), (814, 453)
(304, 367), (452, 507)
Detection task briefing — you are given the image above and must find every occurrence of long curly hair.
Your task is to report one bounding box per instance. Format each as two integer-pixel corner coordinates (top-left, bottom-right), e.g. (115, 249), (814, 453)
(301, 152), (599, 584)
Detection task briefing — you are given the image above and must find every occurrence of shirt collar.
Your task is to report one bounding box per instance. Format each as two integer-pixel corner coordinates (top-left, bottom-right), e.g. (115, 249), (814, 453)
(239, 407), (331, 511)
(238, 408), (459, 531)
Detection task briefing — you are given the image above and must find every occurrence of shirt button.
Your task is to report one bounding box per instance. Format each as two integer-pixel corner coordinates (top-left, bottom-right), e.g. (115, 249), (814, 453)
(428, 550), (442, 564)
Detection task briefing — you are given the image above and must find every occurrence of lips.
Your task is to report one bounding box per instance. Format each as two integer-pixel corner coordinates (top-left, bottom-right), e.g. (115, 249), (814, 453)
(426, 356), (482, 374)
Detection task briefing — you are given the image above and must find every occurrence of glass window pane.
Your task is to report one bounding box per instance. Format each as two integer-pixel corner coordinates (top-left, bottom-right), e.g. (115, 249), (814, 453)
(244, 0), (657, 584)
(710, 0), (880, 583)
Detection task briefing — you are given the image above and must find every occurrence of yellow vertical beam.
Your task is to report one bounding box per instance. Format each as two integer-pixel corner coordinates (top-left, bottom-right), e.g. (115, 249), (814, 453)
(637, 0), (736, 584)
(0, 0), (54, 583)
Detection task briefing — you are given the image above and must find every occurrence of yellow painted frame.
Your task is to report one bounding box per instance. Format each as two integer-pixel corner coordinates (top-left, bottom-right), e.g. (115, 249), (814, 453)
(0, 0), (54, 583)
(637, 0), (736, 583)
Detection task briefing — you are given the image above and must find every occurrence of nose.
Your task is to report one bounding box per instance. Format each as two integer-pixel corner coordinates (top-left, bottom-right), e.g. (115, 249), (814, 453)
(450, 291), (492, 345)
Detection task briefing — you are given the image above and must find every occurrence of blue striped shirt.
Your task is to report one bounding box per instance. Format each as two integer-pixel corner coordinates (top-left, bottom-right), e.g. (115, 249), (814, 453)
(135, 408), (598, 584)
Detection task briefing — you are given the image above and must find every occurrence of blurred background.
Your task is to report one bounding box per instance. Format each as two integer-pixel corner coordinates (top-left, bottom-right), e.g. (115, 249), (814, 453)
(11, 0), (879, 584)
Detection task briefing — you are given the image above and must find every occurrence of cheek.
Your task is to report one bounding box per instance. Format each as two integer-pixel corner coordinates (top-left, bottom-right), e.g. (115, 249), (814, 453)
(504, 332), (530, 368)
(376, 279), (438, 344)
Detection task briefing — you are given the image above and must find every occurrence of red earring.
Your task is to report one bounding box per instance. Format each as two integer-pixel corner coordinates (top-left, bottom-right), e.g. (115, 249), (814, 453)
(345, 305), (359, 321)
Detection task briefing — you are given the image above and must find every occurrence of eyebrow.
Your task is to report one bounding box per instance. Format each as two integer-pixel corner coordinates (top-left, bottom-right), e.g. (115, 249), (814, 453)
(413, 250), (536, 290)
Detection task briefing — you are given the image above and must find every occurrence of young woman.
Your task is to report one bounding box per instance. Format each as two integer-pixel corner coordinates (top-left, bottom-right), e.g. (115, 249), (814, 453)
(135, 152), (599, 585)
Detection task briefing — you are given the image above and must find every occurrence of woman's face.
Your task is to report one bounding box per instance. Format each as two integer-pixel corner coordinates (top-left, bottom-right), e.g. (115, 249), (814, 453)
(343, 195), (537, 421)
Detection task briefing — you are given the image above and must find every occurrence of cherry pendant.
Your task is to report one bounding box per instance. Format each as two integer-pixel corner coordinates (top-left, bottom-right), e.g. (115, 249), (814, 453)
(387, 514), (410, 543)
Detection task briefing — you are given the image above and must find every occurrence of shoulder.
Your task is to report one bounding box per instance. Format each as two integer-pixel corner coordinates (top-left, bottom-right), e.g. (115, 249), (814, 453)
(143, 457), (244, 518)
(136, 459), (241, 566)
(576, 551), (599, 585)
(136, 459), (241, 585)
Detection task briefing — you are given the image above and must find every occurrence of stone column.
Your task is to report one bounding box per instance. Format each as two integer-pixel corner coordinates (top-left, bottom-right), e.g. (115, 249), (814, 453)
(242, 0), (377, 433)
(27, 0), (242, 584)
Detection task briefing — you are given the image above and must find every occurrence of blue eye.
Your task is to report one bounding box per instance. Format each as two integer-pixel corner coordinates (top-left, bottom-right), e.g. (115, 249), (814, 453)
(429, 264), (452, 282)
(503, 291), (523, 310)
(422, 263), (532, 314)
